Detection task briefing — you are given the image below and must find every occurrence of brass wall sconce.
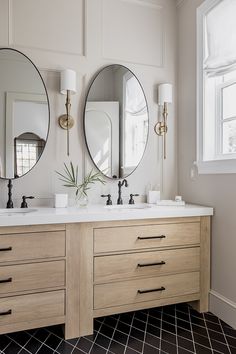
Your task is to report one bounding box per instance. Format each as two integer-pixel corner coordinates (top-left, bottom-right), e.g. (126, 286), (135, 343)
(58, 69), (77, 156)
(154, 83), (173, 159)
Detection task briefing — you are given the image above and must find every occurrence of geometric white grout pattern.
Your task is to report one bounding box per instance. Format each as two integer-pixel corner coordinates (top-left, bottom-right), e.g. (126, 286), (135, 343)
(0, 303), (235, 354)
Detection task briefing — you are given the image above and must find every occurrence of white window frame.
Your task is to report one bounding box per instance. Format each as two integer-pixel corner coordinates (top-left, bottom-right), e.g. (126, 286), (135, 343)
(197, 0), (236, 174)
(217, 80), (236, 158)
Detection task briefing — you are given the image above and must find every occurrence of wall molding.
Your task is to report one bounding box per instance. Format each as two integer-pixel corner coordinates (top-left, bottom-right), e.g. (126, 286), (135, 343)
(120, 0), (162, 10)
(8, 0), (11, 46)
(8, 0), (86, 57)
(101, 0), (164, 68)
(210, 290), (236, 329)
(8, 45), (84, 57)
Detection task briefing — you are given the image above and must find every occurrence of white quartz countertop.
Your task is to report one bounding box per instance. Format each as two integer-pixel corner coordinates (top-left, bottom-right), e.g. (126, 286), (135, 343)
(0, 203), (214, 227)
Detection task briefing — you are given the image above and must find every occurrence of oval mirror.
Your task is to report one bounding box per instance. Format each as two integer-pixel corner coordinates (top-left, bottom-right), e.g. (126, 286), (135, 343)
(84, 64), (149, 179)
(0, 48), (49, 180)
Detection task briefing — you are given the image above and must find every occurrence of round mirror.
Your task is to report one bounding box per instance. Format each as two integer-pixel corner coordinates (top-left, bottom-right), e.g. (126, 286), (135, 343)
(84, 65), (149, 179)
(0, 48), (49, 180)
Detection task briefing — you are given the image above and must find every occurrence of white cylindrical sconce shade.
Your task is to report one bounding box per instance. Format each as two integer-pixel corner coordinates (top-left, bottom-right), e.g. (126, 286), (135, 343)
(158, 83), (173, 105)
(60, 69), (77, 95)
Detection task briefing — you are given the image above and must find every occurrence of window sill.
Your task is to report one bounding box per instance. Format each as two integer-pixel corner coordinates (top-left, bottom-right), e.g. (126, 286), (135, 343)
(196, 159), (236, 174)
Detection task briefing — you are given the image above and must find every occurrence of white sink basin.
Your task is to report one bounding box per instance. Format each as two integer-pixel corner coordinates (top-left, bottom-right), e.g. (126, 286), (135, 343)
(0, 208), (37, 216)
(105, 204), (152, 211)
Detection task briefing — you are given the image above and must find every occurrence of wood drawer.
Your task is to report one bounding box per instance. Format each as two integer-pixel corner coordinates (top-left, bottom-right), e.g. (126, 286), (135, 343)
(0, 290), (65, 325)
(0, 260), (65, 294)
(94, 272), (199, 309)
(94, 247), (200, 283)
(0, 231), (65, 262)
(94, 223), (200, 253)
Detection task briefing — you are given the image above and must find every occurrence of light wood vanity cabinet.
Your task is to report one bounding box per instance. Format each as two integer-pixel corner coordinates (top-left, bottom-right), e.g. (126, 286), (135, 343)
(93, 222), (200, 253)
(0, 224), (66, 335)
(94, 272), (200, 310)
(91, 217), (209, 319)
(0, 216), (211, 339)
(94, 247), (200, 283)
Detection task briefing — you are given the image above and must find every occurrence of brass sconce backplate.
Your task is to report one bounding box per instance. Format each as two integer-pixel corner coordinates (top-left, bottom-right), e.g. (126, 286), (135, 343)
(58, 114), (74, 130)
(154, 122), (168, 136)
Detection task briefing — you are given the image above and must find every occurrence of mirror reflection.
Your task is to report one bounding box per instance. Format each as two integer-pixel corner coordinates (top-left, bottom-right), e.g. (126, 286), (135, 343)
(0, 48), (49, 179)
(84, 65), (149, 179)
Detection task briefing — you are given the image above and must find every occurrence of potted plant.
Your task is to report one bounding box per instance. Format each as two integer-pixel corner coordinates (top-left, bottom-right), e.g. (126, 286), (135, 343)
(56, 162), (105, 206)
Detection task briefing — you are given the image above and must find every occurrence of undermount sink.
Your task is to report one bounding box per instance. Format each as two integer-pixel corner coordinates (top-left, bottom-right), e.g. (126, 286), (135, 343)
(105, 204), (152, 211)
(0, 208), (37, 216)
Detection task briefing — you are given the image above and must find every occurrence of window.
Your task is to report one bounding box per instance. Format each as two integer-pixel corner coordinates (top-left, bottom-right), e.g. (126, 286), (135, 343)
(122, 72), (148, 176)
(14, 133), (45, 178)
(197, 0), (236, 173)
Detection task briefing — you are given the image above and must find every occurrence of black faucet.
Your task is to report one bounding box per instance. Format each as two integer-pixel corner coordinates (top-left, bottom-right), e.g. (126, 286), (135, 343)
(6, 179), (14, 209)
(117, 179), (128, 205)
(21, 196), (35, 208)
(129, 194), (139, 205)
(101, 194), (112, 205)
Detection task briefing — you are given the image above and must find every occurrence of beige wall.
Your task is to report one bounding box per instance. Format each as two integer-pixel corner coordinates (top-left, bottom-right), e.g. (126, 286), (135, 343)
(0, 0), (177, 207)
(178, 0), (236, 327)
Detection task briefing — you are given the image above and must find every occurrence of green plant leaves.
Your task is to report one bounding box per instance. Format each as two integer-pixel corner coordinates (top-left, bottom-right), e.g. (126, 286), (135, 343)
(56, 162), (106, 198)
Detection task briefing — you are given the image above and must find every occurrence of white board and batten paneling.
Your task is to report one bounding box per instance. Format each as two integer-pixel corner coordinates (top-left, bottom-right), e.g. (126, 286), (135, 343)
(0, 0), (177, 207)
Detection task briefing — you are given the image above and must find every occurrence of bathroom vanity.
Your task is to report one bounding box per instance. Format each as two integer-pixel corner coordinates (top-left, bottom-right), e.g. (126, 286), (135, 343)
(0, 204), (213, 339)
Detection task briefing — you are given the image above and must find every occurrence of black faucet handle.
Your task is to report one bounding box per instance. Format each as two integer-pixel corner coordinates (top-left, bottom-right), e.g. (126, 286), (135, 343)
(129, 194), (139, 205)
(21, 196), (35, 209)
(101, 194), (112, 206)
(123, 179), (128, 187)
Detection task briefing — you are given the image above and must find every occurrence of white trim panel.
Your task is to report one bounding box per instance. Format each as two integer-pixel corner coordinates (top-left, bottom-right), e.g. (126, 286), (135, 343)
(210, 290), (236, 329)
(101, 0), (164, 67)
(10, 0), (86, 57)
(196, 159), (236, 174)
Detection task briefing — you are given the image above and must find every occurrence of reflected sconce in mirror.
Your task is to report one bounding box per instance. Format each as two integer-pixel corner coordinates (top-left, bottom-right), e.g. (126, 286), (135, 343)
(58, 69), (77, 156)
(154, 83), (173, 159)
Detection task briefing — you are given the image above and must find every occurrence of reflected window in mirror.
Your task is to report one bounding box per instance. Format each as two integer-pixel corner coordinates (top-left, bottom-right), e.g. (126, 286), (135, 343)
(84, 64), (149, 179)
(0, 48), (49, 180)
(14, 133), (45, 178)
(123, 72), (148, 176)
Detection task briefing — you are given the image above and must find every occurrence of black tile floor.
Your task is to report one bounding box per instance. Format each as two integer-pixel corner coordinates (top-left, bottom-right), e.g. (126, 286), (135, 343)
(0, 303), (236, 354)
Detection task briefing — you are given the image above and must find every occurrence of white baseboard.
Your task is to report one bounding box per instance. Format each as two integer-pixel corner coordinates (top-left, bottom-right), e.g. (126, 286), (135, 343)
(210, 290), (236, 329)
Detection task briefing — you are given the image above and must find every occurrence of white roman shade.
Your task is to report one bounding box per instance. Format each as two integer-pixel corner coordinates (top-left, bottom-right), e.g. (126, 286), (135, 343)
(204, 0), (236, 76)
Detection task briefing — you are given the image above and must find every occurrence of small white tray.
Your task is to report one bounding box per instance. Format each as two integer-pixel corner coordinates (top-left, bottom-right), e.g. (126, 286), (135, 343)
(156, 200), (185, 206)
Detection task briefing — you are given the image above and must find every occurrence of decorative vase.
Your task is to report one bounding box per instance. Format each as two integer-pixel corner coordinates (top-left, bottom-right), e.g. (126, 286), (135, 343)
(75, 193), (88, 207)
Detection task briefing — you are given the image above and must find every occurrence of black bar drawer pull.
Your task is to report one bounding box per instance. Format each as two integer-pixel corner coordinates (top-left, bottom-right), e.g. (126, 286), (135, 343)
(137, 235), (166, 240)
(137, 261), (166, 267)
(138, 286), (165, 294)
(0, 277), (12, 284)
(0, 309), (12, 316)
(0, 247), (12, 252)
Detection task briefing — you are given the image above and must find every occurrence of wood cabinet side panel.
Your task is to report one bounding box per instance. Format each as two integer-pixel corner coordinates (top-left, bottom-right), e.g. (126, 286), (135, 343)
(199, 216), (211, 312)
(65, 223), (93, 339)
